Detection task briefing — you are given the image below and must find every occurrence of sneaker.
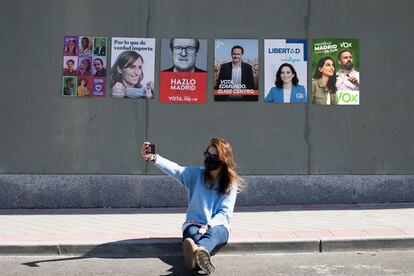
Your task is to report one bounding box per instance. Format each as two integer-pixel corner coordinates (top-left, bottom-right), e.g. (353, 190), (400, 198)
(195, 247), (215, 274)
(182, 238), (197, 270)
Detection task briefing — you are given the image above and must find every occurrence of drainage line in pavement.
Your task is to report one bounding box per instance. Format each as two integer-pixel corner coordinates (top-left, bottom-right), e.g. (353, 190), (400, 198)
(57, 245), (62, 255)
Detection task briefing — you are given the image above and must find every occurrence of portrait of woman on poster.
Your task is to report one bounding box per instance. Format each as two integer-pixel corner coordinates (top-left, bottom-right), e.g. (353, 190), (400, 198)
(78, 58), (92, 76)
(64, 39), (78, 56)
(312, 57), (337, 105)
(63, 77), (75, 96)
(77, 78), (89, 97)
(110, 51), (154, 99)
(265, 63), (306, 103)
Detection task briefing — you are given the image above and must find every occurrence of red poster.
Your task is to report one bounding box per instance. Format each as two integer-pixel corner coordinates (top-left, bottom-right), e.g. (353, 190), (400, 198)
(160, 72), (207, 104)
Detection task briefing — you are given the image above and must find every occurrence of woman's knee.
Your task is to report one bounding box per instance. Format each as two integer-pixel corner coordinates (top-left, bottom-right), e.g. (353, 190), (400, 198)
(207, 225), (229, 242)
(183, 225), (202, 241)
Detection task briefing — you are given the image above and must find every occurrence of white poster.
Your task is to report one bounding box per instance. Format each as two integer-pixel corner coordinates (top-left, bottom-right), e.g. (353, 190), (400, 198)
(264, 39), (307, 103)
(110, 37), (155, 99)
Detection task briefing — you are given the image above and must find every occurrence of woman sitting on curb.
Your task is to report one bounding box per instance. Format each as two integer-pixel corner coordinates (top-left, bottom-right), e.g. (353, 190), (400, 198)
(140, 138), (244, 274)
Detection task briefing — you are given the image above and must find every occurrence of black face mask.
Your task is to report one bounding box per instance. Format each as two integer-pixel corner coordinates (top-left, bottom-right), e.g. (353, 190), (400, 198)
(204, 154), (222, 171)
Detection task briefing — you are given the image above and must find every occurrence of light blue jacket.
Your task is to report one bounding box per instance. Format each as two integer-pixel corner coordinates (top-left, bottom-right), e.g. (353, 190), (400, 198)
(265, 84), (307, 103)
(154, 155), (237, 231)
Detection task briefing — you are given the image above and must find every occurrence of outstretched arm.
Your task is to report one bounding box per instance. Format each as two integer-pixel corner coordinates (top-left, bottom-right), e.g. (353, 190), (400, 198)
(140, 142), (193, 188)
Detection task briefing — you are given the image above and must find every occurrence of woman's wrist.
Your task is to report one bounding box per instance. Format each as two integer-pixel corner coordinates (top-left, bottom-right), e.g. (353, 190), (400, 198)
(147, 154), (157, 163)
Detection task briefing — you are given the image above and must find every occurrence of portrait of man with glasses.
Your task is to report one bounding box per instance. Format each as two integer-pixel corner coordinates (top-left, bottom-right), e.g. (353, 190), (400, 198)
(162, 38), (206, 73)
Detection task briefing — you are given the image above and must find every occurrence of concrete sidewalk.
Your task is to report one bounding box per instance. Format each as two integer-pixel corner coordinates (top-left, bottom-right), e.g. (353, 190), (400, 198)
(1, 203), (414, 256)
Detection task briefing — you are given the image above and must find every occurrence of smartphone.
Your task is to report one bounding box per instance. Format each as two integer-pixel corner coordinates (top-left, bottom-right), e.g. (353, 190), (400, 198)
(147, 144), (156, 154)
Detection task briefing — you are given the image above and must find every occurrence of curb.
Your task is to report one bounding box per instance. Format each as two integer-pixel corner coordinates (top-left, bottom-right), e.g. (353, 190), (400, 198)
(222, 239), (320, 254)
(1, 236), (414, 256)
(321, 236), (414, 252)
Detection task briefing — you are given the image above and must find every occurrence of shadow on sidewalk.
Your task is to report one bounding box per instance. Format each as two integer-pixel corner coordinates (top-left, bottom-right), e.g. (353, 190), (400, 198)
(20, 238), (212, 275)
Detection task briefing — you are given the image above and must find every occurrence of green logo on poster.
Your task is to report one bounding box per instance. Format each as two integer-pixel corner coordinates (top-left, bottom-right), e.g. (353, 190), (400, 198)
(337, 92), (359, 104)
(340, 42), (352, 48)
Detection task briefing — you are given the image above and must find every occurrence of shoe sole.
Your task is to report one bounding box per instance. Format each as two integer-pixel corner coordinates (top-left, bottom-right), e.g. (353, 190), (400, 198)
(182, 238), (196, 270)
(195, 248), (215, 274)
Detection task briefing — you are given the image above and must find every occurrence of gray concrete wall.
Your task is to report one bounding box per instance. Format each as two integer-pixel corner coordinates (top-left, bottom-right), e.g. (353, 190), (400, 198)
(1, 175), (413, 208)
(0, 1), (413, 182)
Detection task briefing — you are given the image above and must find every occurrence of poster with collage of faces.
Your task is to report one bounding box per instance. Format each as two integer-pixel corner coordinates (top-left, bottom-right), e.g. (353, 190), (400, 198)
(62, 36), (107, 98)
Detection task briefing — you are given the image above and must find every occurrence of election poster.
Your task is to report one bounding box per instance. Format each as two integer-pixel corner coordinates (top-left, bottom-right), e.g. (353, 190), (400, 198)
(62, 35), (107, 97)
(311, 39), (360, 105)
(214, 39), (259, 101)
(110, 37), (155, 99)
(159, 38), (207, 104)
(264, 39), (307, 103)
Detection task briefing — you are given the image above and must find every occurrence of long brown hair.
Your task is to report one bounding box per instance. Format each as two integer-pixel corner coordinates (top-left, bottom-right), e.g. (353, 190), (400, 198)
(313, 56), (337, 93)
(204, 138), (245, 194)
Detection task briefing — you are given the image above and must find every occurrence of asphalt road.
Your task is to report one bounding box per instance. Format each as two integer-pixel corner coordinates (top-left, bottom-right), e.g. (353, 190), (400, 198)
(2, 250), (414, 276)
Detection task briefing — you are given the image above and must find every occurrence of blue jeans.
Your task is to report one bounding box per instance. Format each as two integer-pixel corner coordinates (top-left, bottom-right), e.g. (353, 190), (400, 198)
(183, 224), (229, 254)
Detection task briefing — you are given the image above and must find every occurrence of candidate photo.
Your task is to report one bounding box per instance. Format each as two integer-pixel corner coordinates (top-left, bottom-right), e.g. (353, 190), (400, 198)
(265, 63), (306, 103)
(214, 40), (258, 102)
(161, 38), (206, 73)
(110, 50), (154, 99)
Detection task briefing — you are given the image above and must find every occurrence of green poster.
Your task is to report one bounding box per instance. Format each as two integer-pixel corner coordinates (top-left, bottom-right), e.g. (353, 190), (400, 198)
(311, 39), (360, 105)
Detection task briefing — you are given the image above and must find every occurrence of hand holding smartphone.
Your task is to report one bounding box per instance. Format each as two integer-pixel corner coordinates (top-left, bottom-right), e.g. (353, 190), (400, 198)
(141, 142), (156, 162)
(147, 144), (156, 154)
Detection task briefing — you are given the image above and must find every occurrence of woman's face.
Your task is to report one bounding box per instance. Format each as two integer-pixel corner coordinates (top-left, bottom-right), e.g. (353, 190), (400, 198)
(80, 79), (86, 86)
(119, 58), (143, 88)
(280, 66), (294, 84)
(81, 60), (89, 69)
(319, 59), (335, 77)
(68, 41), (76, 50)
(207, 146), (218, 156)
